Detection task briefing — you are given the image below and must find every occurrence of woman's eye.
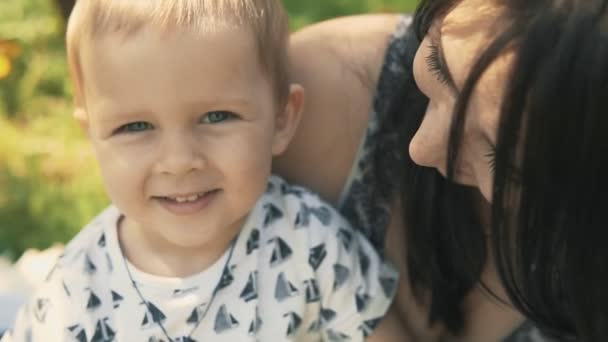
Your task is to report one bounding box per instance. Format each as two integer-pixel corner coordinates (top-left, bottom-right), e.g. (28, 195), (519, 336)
(201, 111), (235, 124)
(114, 121), (153, 134)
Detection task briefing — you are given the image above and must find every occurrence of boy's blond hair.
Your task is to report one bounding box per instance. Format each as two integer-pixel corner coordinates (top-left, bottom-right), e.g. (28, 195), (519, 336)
(66, 0), (290, 111)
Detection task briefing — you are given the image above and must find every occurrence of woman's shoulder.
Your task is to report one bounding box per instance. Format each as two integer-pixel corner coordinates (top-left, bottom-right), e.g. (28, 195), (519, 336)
(276, 14), (407, 204)
(289, 14), (403, 99)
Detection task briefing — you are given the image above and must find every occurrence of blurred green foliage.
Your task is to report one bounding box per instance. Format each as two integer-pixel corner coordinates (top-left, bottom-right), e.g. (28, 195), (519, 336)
(0, 0), (418, 261)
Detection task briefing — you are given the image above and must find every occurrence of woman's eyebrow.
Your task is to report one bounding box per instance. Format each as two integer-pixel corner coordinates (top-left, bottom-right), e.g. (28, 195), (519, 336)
(430, 28), (460, 96)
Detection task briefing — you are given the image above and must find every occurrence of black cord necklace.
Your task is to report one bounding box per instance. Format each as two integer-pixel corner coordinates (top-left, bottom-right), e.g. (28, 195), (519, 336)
(121, 236), (239, 342)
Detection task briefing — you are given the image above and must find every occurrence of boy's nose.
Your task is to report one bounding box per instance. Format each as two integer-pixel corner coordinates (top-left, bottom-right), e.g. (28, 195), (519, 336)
(155, 133), (206, 176)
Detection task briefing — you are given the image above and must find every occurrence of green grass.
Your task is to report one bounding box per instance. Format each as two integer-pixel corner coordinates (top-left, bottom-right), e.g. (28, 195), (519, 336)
(0, 0), (418, 260)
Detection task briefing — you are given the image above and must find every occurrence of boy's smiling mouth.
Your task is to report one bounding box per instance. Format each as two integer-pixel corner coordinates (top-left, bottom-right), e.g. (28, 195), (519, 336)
(153, 189), (222, 215)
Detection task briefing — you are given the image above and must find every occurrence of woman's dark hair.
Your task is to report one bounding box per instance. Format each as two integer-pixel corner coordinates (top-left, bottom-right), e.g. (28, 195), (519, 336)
(373, 0), (608, 340)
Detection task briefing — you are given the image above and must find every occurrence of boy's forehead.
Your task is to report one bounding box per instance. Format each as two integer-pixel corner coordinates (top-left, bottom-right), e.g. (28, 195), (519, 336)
(79, 26), (274, 114)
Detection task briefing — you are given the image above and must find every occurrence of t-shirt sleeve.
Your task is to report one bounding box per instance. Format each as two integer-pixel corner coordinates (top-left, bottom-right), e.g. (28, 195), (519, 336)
(308, 207), (399, 341)
(1, 266), (75, 341)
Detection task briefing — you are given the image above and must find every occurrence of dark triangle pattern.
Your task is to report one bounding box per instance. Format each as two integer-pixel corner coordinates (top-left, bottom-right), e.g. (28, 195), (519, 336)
(379, 276), (398, 298)
(111, 290), (123, 309)
(214, 304), (240, 334)
(309, 244), (327, 271)
(359, 317), (382, 338)
(86, 291), (102, 311)
(269, 237), (293, 267)
(333, 264), (350, 291)
(326, 329), (351, 341)
(98, 233), (106, 248)
(240, 271), (258, 302)
(336, 229), (354, 252)
(34, 298), (50, 323)
(303, 279), (321, 303)
(355, 287), (371, 313)
(296, 203), (332, 227)
(67, 324), (87, 342)
(84, 254), (97, 275)
(280, 183), (305, 198)
(174, 337), (197, 342)
(147, 337), (166, 342)
(186, 303), (207, 325)
(319, 307), (337, 328)
(275, 272), (299, 302)
(217, 266), (234, 291)
(91, 317), (115, 342)
(248, 307), (263, 336)
(246, 228), (260, 255)
(284, 312), (302, 337)
(263, 203), (283, 228)
(141, 301), (167, 329)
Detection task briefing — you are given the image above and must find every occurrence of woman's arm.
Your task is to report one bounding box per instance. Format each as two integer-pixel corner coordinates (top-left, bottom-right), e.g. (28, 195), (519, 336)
(275, 14), (401, 205)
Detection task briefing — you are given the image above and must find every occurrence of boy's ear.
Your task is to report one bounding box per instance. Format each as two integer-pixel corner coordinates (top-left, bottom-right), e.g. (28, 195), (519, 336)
(73, 107), (90, 132)
(272, 83), (305, 156)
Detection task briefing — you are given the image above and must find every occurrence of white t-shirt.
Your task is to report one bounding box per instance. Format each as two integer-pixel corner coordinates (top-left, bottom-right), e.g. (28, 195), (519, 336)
(2, 176), (398, 341)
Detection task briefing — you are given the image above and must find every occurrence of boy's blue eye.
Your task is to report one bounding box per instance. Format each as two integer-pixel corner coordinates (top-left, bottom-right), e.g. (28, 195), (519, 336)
(201, 111), (235, 124)
(115, 121), (153, 134)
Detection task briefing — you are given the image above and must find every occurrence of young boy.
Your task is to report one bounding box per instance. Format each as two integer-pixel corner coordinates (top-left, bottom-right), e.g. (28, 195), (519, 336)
(2, 0), (399, 341)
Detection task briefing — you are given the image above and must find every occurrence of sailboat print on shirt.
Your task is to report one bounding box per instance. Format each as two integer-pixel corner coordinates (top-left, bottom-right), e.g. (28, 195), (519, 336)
(268, 237), (293, 267)
(333, 264), (350, 291)
(186, 303), (208, 325)
(303, 279), (321, 303)
(246, 228), (260, 255)
(275, 272), (299, 302)
(359, 318), (382, 338)
(240, 271), (258, 302)
(91, 317), (115, 342)
(140, 301), (167, 330)
(34, 298), (50, 323)
(284, 312), (302, 337)
(214, 304), (239, 334)
(67, 324), (87, 342)
(308, 243), (327, 271)
(248, 307), (262, 336)
(86, 291), (102, 311)
(111, 290), (123, 309)
(295, 203), (332, 227)
(263, 203), (283, 228)
(336, 228), (353, 251)
(84, 254), (97, 275)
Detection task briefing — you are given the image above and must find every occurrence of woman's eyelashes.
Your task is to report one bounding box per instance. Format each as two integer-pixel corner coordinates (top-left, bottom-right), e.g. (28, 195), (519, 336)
(112, 111), (239, 135)
(425, 43), (450, 85)
(485, 147), (497, 175)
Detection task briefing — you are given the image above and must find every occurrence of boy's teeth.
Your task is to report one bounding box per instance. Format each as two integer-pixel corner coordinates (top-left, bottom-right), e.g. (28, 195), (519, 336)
(172, 194), (201, 203)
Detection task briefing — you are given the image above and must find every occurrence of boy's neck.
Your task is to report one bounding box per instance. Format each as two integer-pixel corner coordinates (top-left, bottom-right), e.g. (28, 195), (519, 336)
(117, 216), (240, 278)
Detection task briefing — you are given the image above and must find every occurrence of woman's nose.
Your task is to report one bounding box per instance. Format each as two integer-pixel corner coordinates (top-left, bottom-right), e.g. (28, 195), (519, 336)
(409, 103), (451, 171)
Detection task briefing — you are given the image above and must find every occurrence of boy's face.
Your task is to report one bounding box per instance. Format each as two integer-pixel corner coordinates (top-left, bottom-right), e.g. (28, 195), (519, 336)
(78, 26), (298, 251)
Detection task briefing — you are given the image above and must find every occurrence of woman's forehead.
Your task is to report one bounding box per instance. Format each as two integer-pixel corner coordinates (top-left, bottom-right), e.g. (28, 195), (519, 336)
(438, 0), (515, 133)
